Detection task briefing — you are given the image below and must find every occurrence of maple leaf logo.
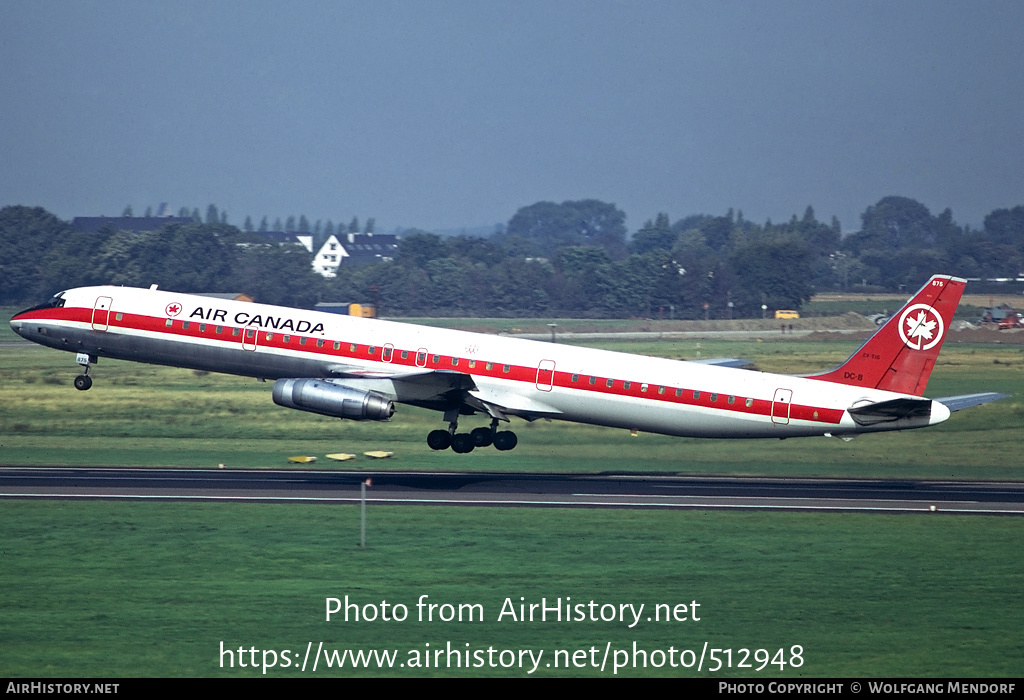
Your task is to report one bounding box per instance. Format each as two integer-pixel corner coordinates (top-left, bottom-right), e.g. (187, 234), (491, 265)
(906, 310), (936, 346)
(898, 304), (944, 351)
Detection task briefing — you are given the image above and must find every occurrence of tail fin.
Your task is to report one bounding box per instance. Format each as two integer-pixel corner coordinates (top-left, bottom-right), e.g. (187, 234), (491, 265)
(809, 275), (966, 396)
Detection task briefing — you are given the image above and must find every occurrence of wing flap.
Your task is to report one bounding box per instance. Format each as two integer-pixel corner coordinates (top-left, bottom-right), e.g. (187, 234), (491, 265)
(467, 384), (563, 419)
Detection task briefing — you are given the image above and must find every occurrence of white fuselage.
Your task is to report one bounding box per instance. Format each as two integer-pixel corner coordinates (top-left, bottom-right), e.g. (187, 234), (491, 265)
(11, 285), (950, 439)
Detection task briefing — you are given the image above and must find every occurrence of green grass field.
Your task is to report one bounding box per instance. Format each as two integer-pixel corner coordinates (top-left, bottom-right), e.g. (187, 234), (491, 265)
(2, 501), (1023, 677)
(2, 313), (1023, 677)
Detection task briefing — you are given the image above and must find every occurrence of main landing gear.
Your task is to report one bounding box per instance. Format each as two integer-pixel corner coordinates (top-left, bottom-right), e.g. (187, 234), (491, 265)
(73, 352), (94, 391)
(427, 416), (518, 453)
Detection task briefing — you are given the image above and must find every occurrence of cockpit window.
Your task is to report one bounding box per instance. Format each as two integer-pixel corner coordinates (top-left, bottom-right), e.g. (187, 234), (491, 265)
(18, 292), (66, 314)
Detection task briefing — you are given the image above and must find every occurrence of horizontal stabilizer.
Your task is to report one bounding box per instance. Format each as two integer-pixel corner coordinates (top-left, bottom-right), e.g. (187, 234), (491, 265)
(934, 392), (1010, 412)
(847, 397), (933, 426)
(690, 357), (755, 369)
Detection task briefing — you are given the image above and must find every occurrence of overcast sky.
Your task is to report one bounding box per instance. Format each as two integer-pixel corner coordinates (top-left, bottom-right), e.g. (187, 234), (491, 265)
(2, 1), (1022, 233)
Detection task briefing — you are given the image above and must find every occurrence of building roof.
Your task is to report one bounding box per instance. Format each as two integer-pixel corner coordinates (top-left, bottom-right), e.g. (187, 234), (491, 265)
(342, 233), (399, 265)
(71, 216), (195, 233)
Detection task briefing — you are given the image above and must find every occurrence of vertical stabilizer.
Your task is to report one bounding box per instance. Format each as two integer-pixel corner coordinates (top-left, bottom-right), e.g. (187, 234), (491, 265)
(809, 275), (966, 396)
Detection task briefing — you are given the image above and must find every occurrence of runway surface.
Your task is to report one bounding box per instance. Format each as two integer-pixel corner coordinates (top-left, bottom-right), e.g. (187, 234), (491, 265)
(2, 467), (1024, 515)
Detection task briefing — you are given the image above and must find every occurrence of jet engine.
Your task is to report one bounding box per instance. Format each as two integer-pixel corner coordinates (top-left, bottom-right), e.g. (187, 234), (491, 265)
(272, 378), (395, 421)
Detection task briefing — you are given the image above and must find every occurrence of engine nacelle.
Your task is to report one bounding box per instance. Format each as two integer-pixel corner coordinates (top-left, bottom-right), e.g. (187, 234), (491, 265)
(272, 378), (395, 421)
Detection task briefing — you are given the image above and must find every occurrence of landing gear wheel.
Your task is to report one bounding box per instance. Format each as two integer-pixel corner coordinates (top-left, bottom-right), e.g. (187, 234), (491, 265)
(470, 426), (493, 447)
(73, 374), (92, 391)
(427, 429), (452, 450)
(450, 433), (475, 454)
(493, 430), (518, 451)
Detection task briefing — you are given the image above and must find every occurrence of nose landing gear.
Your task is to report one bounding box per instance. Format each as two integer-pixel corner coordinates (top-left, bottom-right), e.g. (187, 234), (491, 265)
(73, 352), (95, 391)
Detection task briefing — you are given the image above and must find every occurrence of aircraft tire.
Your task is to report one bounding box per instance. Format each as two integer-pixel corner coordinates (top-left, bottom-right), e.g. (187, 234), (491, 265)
(74, 375), (92, 391)
(493, 431), (518, 451)
(451, 433), (475, 454)
(470, 426), (493, 447)
(427, 429), (452, 450)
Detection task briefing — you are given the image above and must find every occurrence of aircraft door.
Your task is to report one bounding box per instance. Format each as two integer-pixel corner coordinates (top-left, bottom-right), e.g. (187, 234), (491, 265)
(415, 348), (428, 368)
(536, 359), (555, 391)
(383, 344), (394, 363)
(771, 388), (793, 424)
(92, 296), (113, 331)
(242, 327), (259, 351)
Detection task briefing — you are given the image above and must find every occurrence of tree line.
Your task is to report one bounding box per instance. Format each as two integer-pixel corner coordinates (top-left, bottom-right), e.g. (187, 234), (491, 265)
(2, 196), (1022, 317)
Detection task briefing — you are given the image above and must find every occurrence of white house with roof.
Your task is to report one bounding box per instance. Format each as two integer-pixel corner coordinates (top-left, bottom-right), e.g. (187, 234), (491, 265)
(312, 235), (348, 277)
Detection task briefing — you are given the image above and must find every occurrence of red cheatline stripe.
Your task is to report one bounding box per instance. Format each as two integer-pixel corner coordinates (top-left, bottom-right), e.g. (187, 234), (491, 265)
(24, 306), (844, 425)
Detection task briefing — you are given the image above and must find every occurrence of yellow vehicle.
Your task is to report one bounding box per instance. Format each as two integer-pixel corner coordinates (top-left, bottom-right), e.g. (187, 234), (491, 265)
(774, 309), (800, 320)
(348, 303), (377, 318)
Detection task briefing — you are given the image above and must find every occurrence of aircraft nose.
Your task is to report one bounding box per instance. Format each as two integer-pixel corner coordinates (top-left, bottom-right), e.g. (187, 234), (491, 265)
(9, 317), (23, 335)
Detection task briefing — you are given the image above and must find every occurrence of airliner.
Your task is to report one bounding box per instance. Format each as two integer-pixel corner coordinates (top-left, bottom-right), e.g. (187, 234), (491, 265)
(8, 275), (1005, 453)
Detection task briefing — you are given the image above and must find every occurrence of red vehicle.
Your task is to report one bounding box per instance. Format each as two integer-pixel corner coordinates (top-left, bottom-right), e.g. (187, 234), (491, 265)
(998, 311), (1023, 330)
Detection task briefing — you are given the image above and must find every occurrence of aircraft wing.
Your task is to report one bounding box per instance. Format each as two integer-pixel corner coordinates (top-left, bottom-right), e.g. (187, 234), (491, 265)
(326, 363), (439, 380)
(689, 357), (756, 369)
(322, 367), (561, 420)
(464, 384), (563, 420)
(934, 392), (1010, 412)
